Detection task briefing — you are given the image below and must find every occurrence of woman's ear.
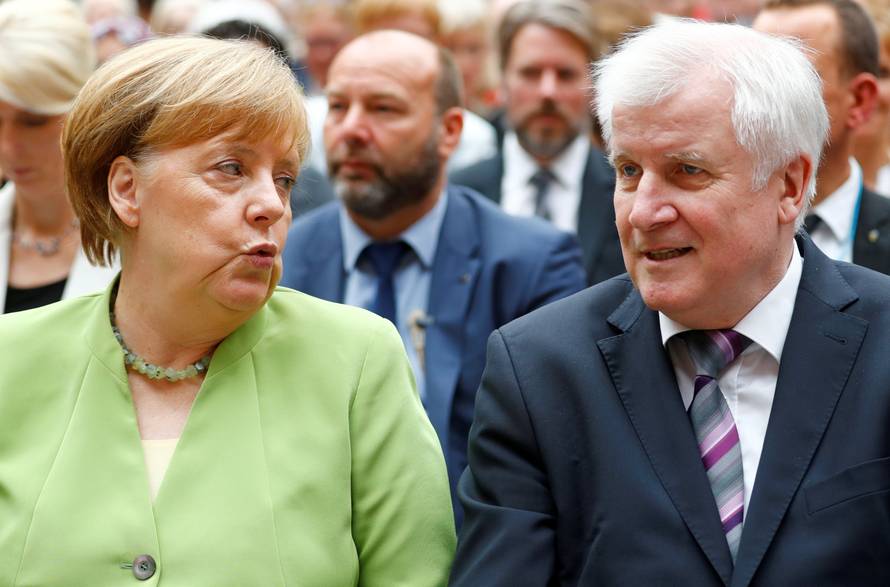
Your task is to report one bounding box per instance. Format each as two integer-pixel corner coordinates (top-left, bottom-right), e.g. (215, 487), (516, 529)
(108, 156), (141, 228)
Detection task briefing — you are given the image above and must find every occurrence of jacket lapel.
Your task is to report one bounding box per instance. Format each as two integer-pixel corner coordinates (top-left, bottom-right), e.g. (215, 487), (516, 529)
(424, 188), (481, 449)
(730, 237), (866, 587)
(291, 207), (345, 302)
(853, 187), (890, 274)
(598, 290), (735, 585)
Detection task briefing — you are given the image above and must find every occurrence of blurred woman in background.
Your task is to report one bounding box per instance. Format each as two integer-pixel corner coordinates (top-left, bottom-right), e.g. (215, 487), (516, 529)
(0, 0), (117, 314)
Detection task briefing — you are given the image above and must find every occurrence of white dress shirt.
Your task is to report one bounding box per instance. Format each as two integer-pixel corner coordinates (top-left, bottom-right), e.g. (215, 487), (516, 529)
(500, 131), (589, 234)
(875, 163), (890, 198)
(808, 158), (862, 262)
(660, 242), (803, 511)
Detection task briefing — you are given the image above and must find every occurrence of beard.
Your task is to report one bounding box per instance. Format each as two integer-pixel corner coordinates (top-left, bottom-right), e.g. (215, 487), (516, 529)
(514, 99), (582, 161)
(328, 131), (442, 221)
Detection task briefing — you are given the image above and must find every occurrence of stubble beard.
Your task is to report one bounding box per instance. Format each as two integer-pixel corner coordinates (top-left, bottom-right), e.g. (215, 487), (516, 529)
(329, 133), (442, 220)
(514, 100), (582, 161)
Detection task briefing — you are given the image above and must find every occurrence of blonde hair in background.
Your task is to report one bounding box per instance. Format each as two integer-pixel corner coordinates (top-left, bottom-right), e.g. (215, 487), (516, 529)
(355, 0), (441, 38)
(0, 0), (95, 115)
(62, 36), (309, 266)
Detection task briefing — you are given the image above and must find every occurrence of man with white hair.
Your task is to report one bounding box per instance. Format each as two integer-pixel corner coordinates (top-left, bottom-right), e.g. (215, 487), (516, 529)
(450, 19), (890, 586)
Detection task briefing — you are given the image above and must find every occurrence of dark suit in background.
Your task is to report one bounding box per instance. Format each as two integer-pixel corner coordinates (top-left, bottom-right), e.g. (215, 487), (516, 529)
(450, 147), (625, 284)
(853, 187), (890, 274)
(281, 185), (587, 523)
(451, 236), (890, 586)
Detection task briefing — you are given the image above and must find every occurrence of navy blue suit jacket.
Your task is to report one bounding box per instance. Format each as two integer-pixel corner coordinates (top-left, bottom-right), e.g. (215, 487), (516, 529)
(451, 235), (890, 585)
(280, 185), (587, 522)
(450, 146), (625, 284)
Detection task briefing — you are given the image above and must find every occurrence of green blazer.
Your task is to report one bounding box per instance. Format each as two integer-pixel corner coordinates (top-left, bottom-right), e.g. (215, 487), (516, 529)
(0, 284), (455, 586)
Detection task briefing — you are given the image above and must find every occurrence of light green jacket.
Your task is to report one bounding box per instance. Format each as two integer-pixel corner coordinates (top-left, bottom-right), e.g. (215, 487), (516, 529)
(0, 284), (455, 586)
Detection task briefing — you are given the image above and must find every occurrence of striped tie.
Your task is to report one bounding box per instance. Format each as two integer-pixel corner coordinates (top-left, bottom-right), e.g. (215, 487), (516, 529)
(683, 329), (752, 563)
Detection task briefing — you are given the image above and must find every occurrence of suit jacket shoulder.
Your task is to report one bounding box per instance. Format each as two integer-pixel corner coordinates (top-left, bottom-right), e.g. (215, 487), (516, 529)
(853, 187), (890, 275)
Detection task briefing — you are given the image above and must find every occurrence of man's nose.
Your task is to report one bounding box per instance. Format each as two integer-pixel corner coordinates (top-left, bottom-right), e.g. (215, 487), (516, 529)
(332, 104), (371, 144)
(538, 69), (559, 99)
(626, 173), (678, 230)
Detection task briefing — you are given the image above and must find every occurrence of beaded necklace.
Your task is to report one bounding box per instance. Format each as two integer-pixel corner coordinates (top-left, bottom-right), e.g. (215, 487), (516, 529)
(12, 219), (80, 257)
(110, 313), (212, 382)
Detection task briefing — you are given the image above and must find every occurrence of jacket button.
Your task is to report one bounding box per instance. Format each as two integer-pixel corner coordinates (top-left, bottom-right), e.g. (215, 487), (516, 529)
(132, 554), (156, 580)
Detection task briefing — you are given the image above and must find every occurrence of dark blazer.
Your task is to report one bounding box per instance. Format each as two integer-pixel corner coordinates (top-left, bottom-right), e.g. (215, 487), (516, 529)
(280, 185), (587, 523)
(450, 145), (625, 284)
(451, 235), (890, 586)
(853, 186), (890, 274)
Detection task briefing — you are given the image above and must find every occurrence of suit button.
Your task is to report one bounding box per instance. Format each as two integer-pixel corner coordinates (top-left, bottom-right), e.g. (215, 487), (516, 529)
(132, 554), (156, 580)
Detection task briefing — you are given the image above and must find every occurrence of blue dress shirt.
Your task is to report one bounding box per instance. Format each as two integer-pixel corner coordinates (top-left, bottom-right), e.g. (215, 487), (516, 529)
(339, 191), (449, 398)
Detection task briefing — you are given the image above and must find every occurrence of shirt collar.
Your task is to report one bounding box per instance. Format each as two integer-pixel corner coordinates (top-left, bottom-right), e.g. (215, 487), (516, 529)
(502, 131), (589, 189)
(812, 157), (862, 244)
(339, 189), (448, 271)
(659, 240), (802, 364)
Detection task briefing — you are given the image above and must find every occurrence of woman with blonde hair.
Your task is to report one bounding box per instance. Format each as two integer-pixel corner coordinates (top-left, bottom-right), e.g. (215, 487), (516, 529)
(0, 0), (117, 313)
(0, 35), (454, 585)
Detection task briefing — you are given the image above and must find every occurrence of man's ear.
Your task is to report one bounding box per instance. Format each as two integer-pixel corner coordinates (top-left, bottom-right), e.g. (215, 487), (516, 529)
(846, 72), (879, 130)
(438, 106), (464, 160)
(107, 156), (141, 228)
(778, 153), (812, 226)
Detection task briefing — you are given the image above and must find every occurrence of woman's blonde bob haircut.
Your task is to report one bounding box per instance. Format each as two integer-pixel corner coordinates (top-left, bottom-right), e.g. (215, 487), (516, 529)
(0, 0), (96, 115)
(63, 36), (309, 267)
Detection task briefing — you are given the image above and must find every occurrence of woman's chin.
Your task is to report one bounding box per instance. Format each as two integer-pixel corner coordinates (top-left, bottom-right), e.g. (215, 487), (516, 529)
(212, 277), (276, 315)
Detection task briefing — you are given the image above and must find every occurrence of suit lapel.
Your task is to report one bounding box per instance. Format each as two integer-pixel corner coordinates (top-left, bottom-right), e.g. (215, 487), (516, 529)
(853, 187), (890, 274)
(598, 291), (735, 586)
(730, 237), (866, 587)
(424, 188), (481, 449)
(294, 207), (345, 302)
(576, 149), (612, 266)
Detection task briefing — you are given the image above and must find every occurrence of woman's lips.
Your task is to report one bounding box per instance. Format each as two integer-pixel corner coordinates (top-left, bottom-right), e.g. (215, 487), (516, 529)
(243, 243), (278, 269)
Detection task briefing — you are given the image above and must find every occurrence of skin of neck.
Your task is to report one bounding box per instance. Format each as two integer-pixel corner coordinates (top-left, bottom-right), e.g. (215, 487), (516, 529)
(348, 172), (446, 241)
(853, 128), (890, 190)
(813, 141), (852, 206)
(13, 183), (77, 235)
(113, 250), (257, 369)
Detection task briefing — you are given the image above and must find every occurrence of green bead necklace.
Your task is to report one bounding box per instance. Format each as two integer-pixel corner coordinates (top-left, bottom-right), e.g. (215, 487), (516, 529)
(110, 313), (212, 382)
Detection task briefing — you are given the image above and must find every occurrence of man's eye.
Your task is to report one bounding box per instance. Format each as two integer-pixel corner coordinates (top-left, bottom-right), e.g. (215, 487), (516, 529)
(680, 164), (703, 175)
(619, 164), (639, 178)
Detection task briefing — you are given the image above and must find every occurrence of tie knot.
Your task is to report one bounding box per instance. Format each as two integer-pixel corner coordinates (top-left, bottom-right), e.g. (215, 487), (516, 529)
(362, 241), (409, 279)
(529, 167), (555, 191)
(682, 329), (752, 378)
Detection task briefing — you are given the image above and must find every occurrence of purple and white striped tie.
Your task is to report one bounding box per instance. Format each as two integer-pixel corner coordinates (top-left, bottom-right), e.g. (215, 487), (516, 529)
(683, 329), (752, 563)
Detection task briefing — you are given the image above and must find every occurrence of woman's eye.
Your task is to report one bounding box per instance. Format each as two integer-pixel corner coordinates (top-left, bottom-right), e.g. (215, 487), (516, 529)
(218, 162), (242, 175)
(275, 175), (295, 191)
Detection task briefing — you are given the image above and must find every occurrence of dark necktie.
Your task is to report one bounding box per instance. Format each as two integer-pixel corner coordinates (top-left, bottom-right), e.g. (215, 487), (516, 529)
(529, 167), (556, 220)
(361, 241), (409, 325)
(682, 329), (753, 563)
(803, 213), (822, 234)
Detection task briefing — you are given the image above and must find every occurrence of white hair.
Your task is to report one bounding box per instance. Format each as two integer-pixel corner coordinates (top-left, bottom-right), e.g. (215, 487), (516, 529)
(438, 0), (488, 34)
(0, 0), (95, 115)
(594, 19), (828, 220)
(188, 0), (292, 45)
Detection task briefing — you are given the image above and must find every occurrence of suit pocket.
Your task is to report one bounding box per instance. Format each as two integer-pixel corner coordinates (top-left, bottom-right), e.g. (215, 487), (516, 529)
(804, 456), (890, 515)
